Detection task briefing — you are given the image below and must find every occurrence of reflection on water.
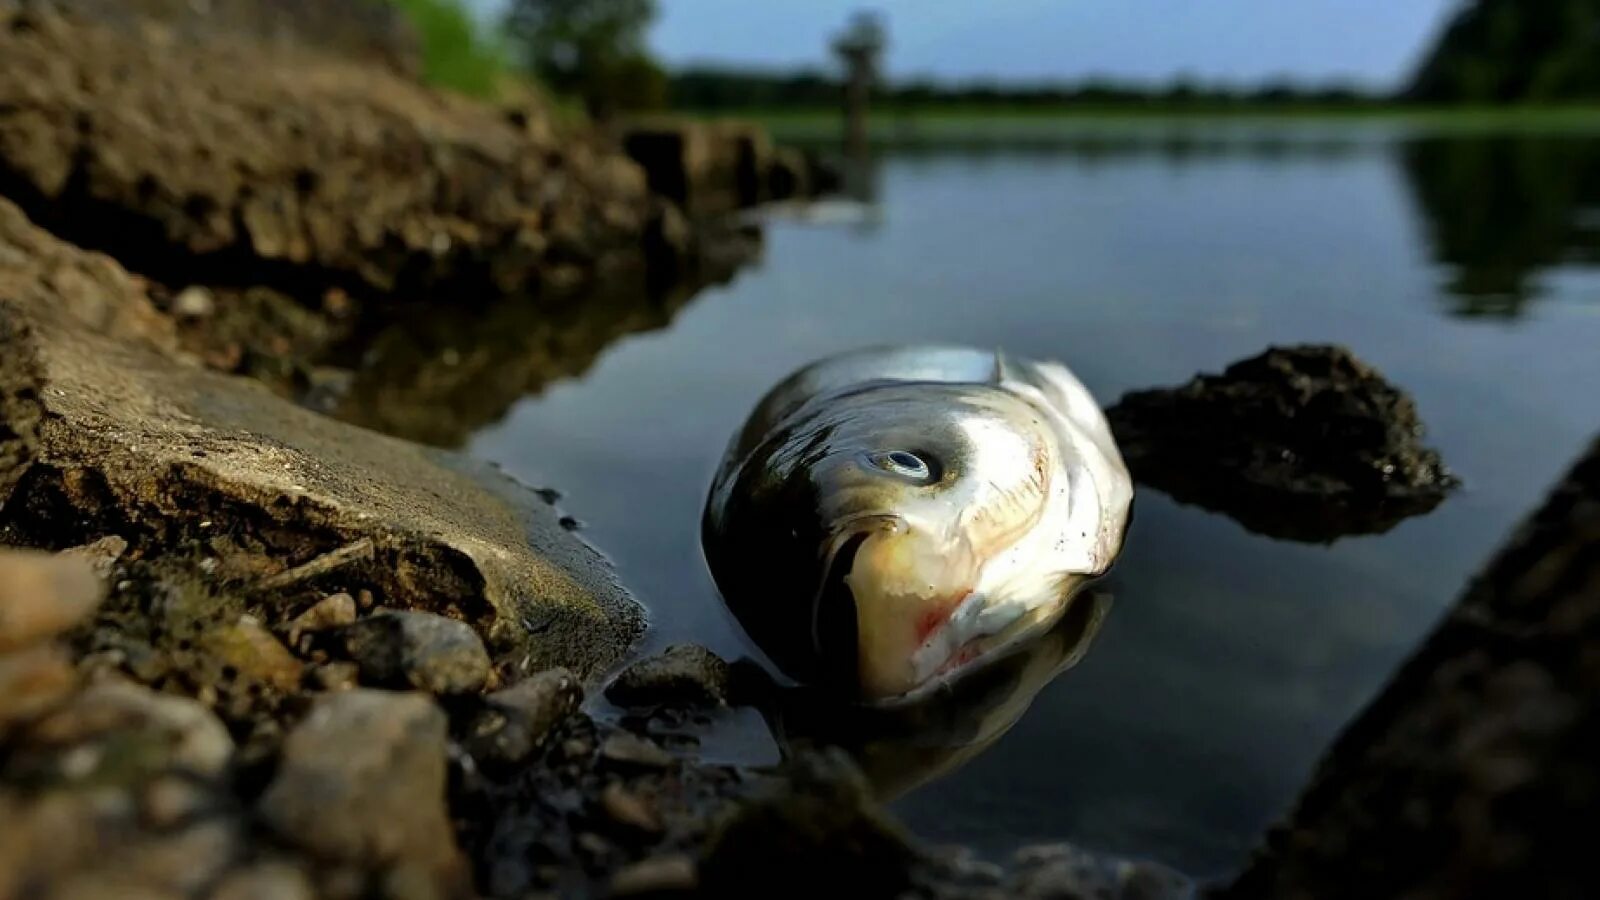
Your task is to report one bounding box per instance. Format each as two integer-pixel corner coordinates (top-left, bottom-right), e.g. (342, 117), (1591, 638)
(1404, 135), (1600, 316)
(752, 591), (1110, 802)
(453, 122), (1600, 876)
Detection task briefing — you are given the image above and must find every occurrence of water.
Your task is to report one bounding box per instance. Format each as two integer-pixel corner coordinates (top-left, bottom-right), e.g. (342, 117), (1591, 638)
(465, 122), (1600, 878)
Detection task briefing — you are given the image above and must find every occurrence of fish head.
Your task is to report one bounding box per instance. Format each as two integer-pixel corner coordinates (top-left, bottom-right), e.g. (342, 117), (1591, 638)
(708, 381), (1082, 702)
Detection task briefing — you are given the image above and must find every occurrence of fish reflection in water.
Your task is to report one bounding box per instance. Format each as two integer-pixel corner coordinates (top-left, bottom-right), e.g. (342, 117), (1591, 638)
(742, 590), (1110, 801)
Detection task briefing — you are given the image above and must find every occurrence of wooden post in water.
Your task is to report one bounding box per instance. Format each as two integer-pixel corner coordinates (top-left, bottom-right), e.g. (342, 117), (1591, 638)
(832, 12), (885, 159)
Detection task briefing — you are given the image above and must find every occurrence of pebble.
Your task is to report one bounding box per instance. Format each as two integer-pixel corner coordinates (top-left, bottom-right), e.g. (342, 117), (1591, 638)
(286, 593), (357, 648)
(341, 611), (490, 695)
(0, 644), (77, 729)
(604, 644), (732, 710)
(258, 690), (460, 871)
(608, 855), (699, 896)
(23, 679), (234, 779)
(598, 733), (675, 770)
(463, 668), (581, 766)
(209, 861), (315, 900)
(0, 549), (104, 652)
(601, 781), (663, 834)
(57, 535), (129, 582)
(171, 285), (215, 319)
(310, 661), (360, 692)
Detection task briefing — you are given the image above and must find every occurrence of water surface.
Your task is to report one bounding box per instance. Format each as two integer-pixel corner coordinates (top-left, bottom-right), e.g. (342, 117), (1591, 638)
(468, 122), (1600, 876)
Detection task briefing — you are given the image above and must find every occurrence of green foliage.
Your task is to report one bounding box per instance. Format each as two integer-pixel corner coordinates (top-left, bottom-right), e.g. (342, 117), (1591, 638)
(1410, 0), (1600, 102)
(390, 0), (507, 98)
(504, 0), (662, 118)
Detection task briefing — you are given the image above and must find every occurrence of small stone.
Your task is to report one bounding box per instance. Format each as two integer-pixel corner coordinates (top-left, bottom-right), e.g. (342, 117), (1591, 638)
(463, 668), (581, 766)
(287, 593), (357, 647)
(0, 644), (77, 728)
(210, 861), (315, 900)
(0, 549), (104, 652)
(609, 855), (698, 896)
(311, 661), (360, 692)
(207, 616), (303, 692)
(258, 690), (462, 874)
(561, 737), (592, 761)
(604, 644), (731, 710)
(1007, 842), (1192, 900)
(601, 781), (663, 834)
(171, 286), (215, 319)
(341, 611), (490, 695)
(138, 774), (212, 829)
(22, 679), (234, 780)
(57, 536), (129, 582)
(598, 732), (675, 770)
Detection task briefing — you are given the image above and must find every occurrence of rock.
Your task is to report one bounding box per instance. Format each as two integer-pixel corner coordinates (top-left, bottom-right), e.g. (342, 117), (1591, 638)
(605, 644), (732, 711)
(0, 549), (105, 652)
(601, 781), (663, 835)
(0, 197), (644, 679)
(609, 855), (699, 896)
(259, 690), (464, 881)
(1222, 434), (1600, 900)
(598, 733), (676, 771)
(0, 644), (77, 730)
(14, 679), (234, 782)
(342, 611), (491, 695)
(287, 593), (358, 647)
(57, 535), (130, 582)
(210, 861), (315, 900)
(700, 749), (915, 900)
(1005, 844), (1192, 900)
(462, 668), (582, 766)
(207, 615), (304, 693)
(1106, 345), (1458, 542)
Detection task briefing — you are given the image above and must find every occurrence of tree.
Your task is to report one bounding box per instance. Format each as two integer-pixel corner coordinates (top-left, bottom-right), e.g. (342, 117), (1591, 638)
(1408, 0), (1600, 102)
(503, 0), (660, 119)
(831, 11), (886, 154)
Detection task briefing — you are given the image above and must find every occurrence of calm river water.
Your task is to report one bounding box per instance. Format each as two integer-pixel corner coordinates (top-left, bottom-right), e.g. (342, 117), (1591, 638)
(468, 120), (1600, 877)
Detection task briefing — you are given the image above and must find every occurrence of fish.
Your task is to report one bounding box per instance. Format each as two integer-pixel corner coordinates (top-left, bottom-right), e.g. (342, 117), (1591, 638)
(702, 345), (1133, 703)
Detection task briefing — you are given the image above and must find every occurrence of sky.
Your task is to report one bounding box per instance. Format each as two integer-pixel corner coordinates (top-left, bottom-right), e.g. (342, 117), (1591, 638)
(474, 1), (1464, 89)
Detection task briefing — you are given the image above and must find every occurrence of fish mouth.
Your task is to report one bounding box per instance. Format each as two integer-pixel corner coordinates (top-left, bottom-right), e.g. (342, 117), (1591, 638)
(901, 591), (1067, 702)
(810, 529), (870, 690)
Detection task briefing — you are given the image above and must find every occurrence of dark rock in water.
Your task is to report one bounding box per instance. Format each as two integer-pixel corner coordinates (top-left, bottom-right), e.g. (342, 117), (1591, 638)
(1222, 433), (1600, 900)
(1106, 344), (1458, 542)
(0, 197), (645, 679)
(462, 668), (583, 766)
(342, 611), (491, 695)
(605, 644), (733, 710)
(699, 749), (916, 900)
(258, 689), (467, 888)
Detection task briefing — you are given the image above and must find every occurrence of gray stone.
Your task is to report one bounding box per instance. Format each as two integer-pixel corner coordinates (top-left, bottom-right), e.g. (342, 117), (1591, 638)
(0, 644), (77, 730)
(0, 198), (644, 679)
(604, 643), (732, 710)
(463, 668), (582, 766)
(1006, 843), (1193, 900)
(18, 679), (234, 780)
(342, 611), (491, 695)
(258, 689), (462, 877)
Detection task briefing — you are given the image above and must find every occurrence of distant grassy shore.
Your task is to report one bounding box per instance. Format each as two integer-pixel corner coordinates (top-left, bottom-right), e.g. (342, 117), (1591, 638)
(671, 105), (1600, 148)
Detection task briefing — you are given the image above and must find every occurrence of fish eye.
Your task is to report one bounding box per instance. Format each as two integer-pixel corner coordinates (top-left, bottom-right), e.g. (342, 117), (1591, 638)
(866, 450), (937, 482)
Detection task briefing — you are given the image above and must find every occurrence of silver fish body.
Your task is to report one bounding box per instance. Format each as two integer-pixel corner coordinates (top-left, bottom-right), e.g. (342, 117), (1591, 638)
(703, 345), (1133, 702)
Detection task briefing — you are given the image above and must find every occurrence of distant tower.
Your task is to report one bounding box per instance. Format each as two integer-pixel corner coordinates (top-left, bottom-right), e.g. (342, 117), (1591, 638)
(832, 11), (886, 157)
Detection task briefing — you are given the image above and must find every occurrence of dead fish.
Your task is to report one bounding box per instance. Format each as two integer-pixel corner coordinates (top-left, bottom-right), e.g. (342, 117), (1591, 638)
(702, 345), (1133, 703)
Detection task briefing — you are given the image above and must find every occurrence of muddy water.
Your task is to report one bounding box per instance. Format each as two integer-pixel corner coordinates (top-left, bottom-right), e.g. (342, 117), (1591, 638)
(467, 123), (1600, 876)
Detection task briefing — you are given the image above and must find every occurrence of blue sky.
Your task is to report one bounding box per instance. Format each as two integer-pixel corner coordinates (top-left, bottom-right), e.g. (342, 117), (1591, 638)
(474, 1), (1462, 89)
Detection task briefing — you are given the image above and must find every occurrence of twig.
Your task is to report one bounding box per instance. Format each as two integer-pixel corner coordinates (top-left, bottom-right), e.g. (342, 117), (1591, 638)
(253, 539), (374, 593)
